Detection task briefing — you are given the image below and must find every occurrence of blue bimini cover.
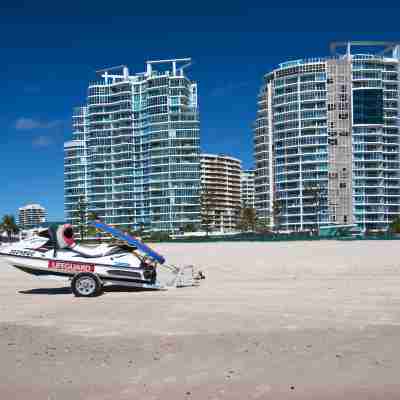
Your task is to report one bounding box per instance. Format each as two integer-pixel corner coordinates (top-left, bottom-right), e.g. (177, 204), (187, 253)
(90, 221), (166, 264)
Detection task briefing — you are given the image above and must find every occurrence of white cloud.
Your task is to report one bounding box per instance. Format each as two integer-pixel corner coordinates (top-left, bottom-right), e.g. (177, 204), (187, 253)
(15, 117), (62, 130)
(16, 117), (41, 130)
(32, 135), (53, 148)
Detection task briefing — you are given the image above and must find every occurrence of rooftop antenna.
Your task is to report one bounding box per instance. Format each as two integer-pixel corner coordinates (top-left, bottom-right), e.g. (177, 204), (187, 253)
(95, 65), (129, 82)
(330, 41), (400, 57)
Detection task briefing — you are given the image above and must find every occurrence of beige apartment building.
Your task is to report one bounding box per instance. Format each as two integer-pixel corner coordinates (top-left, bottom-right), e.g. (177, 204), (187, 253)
(200, 154), (242, 232)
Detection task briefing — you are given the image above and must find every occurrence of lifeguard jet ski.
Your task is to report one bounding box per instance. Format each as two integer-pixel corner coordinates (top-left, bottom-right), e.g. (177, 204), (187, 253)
(0, 221), (199, 297)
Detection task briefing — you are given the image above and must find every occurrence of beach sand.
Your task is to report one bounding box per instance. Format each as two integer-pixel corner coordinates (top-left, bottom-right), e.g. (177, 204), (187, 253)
(2, 240), (400, 399)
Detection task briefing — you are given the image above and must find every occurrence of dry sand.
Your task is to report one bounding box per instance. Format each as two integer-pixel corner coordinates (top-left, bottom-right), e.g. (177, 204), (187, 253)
(2, 240), (400, 399)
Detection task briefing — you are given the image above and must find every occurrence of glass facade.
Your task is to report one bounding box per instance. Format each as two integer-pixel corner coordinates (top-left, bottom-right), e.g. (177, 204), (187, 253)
(65, 61), (201, 232)
(352, 56), (400, 230)
(353, 89), (384, 125)
(241, 169), (255, 208)
(255, 62), (330, 231)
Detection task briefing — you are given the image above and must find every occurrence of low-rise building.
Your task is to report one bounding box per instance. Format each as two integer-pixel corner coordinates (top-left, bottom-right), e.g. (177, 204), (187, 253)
(18, 203), (46, 229)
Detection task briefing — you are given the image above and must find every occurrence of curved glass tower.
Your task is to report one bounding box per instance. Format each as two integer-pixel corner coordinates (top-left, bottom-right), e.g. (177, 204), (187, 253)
(255, 42), (400, 231)
(65, 59), (201, 232)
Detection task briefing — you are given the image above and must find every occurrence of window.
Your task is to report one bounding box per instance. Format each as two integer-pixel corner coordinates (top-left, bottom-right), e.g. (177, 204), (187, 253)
(353, 89), (384, 125)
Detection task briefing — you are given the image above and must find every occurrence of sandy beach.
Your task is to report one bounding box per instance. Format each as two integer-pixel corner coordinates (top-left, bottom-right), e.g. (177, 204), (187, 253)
(2, 240), (400, 399)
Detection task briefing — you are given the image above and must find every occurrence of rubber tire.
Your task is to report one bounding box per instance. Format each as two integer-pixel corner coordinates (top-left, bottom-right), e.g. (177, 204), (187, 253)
(71, 273), (103, 297)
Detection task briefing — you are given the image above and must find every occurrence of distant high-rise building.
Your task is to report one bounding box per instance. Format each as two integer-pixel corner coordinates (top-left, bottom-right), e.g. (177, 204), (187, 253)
(200, 154), (242, 232)
(254, 42), (400, 231)
(18, 203), (46, 229)
(241, 169), (255, 208)
(64, 59), (201, 232)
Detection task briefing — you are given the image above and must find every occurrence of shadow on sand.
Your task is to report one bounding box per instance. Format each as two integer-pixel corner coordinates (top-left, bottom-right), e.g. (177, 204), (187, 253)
(19, 286), (154, 295)
(19, 287), (72, 295)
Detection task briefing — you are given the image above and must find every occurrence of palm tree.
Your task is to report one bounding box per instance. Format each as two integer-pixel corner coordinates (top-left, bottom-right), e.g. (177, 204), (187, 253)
(74, 196), (87, 240)
(255, 214), (270, 233)
(237, 207), (257, 232)
(87, 211), (99, 222)
(1, 215), (19, 241)
(201, 186), (218, 235)
(389, 215), (400, 234)
(303, 184), (324, 234)
(272, 198), (284, 232)
(0, 222), (4, 242)
(86, 211), (100, 238)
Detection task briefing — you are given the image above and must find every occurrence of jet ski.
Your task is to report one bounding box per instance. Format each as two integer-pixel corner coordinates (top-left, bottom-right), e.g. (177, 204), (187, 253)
(0, 221), (199, 297)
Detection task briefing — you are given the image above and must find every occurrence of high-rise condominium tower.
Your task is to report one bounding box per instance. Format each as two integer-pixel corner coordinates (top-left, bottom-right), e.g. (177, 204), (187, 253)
(254, 42), (400, 231)
(65, 59), (201, 232)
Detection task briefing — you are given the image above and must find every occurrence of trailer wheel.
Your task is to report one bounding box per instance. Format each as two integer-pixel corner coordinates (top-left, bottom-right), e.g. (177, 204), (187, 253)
(71, 273), (103, 297)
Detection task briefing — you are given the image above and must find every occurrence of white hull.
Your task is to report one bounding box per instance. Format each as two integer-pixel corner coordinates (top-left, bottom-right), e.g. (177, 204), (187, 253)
(0, 224), (198, 293)
(0, 251), (189, 290)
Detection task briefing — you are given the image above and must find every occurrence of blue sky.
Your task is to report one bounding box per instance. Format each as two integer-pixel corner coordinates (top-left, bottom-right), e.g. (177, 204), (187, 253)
(1, 1), (399, 220)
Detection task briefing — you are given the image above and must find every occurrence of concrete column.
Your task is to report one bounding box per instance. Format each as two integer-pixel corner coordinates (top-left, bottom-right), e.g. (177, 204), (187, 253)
(146, 63), (152, 76)
(123, 66), (129, 80)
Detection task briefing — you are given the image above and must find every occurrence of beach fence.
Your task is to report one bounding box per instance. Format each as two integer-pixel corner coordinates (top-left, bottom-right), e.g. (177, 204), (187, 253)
(157, 231), (400, 243)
